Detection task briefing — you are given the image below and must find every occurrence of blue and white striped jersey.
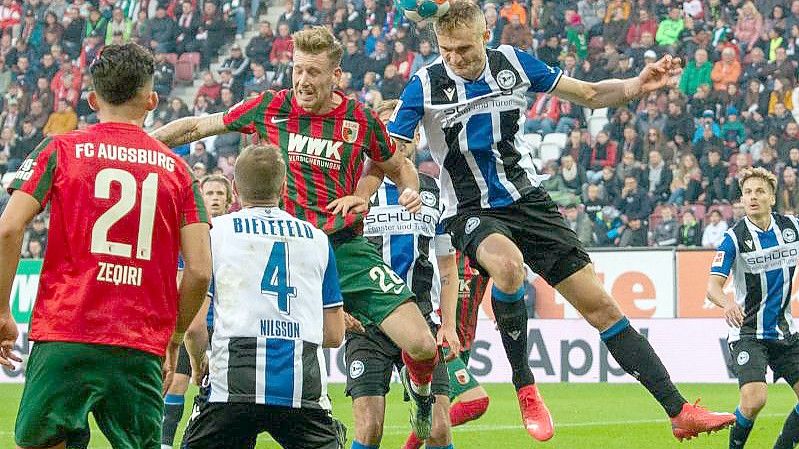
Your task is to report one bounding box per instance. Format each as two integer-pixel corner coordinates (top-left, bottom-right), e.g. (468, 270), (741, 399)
(711, 214), (799, 342)
(207, 207), (342, 409)
(387, 45), (562, 220)
(363, 174), (454, 323)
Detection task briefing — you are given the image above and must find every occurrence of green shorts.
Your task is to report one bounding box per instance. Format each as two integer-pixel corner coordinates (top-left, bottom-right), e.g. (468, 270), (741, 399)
(333, 234), (414, 326)
(445, 348), (480, 400)
(15, 341), (163, 449)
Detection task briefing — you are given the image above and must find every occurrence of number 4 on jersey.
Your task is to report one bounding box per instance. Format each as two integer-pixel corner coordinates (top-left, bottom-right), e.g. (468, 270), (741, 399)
(261, 241), (297, 315)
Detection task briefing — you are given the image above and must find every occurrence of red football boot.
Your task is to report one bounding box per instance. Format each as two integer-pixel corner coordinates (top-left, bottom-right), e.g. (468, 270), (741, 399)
(670, 400), (736, 441)
(517, 384), (554, 441)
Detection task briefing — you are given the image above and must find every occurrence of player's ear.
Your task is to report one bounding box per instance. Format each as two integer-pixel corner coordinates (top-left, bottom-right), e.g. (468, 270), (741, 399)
(482, 29), (490, 43)
(87, 91), (99, 111)
(232, 179), (240, 199)
(146, 91), (159, 112)
(332, 66), (342, 88)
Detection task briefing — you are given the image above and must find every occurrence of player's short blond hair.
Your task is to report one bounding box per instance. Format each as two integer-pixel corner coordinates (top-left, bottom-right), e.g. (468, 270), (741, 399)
(435, 0), (485, 35)
(234, 144), (286, 203)
(738, 167), (778, 193)
(200, 174), (233, 205)
(292, 26), (344, 67)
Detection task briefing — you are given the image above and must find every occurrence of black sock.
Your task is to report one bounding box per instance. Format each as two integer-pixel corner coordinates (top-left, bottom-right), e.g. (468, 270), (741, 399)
(601, 317), (686, 417)
(731, 407), (754, 449)
(774, 404), (799, 449)
(491, 286), (535, 390)
(162, 394), (185, 447)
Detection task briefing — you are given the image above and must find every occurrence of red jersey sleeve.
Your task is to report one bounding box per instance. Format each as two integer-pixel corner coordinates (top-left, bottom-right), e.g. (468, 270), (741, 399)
(223, 90), (275, 135)
(8, 136), (59, 207)
(365, 107), (396, 163)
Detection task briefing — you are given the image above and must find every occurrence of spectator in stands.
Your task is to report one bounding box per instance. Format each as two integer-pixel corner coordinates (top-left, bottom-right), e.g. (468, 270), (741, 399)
(536, 32), (561, 69)
(160, 97), (190, 123)
(0, 125), (12, 174)
(14, 119), (38, 166)
(214, 130), (241, 157)
(560, 154), (586, 196)
(656, 7), (684, 48)
(677, 209), (703, 247)
(735, 1), (764, 51)
(23, 214), (47, 256)
(618, 126), (644, 161)
(26, 99), (47, 131)
(670, 153), (703, 205)
(391, 40), (414, 80)
(616, 175), (651, 247)
(501, 13), (532, 50)
(583, 183), (605, 221)
(270, 50), (292, 90)
(605, 107), (636, 143)
(176, 1), (201, 54)
(768, 102), (795, 135)
(220, 44), (251, 86)
(246, 20), (273, 68)
(43, 99), (75, 136)
(409, 40), (438, 76)
(730, 201), (746, 225)
(484, 3), (504, 49)
(106, 8), (132, 45)
(564, 202), (593, 247)
(652, 205), (680, 246)
(153, 52), (175, 100)
(786, 147), (799, 173)
(615, 149), (642, 182)
(780, 122), (799, 158)
(593, 205), (624, 247)
(244, 63), (269, 94)
(679, 48), (711, 96)
(766, 46), (796, 83)
(566, 128), (592, 170)
(702, 148), (730, 204)
(218, 67), (244, 101)
(187, 140), (216, 171)
(722, 107), (747, 146)
(192, 161), (207, 178)
(701, 209), (729, 247)
(598, 164), (622, 204)
(768, 77), (793, 114)
(193, 94), (212, 115)
(197, 71), (222, 103)
(199, 2), (226, 70)
(693, 110), (722, 145)
(756, 146), (780, 173)
(663, 101), (694, 142)
(587, 130), (617, 182)
(269, 22), (293, 67)
(778, 167), (799, 212)
(641, 150), (673, 204)
(626, 8), (658, 47)
(342, 40), (369, 90)
(742, 48), (768, 85)
(277, 0), (303, 33)
(711, 47), (742, 93)
(216, 87), (238, 113)
(380, 64), (405, 101)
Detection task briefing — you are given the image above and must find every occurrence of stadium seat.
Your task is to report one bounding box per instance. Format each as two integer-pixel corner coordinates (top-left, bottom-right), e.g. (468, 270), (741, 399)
(179, 52), (202, 72)
(539, 133), (567, 162)
(685, 204), (707, 221)
(588, 115), (610, 138)
(521, 133), (543, 156)
(175, 60), (194, 85)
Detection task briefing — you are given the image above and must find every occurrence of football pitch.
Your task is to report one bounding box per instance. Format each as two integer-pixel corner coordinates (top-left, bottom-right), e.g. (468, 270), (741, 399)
(0, 383), (796, 448)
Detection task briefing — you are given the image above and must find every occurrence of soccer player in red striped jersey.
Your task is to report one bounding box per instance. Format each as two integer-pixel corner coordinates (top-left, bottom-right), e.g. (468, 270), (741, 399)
(151, 26), (451, 441)
(0, 43), (212, 449)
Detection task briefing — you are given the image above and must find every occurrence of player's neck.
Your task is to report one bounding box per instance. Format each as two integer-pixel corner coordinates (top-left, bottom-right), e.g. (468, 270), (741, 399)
(241, 200), (279, 209)
(96, 109), (146, 127)
(748, 213), (772, 231)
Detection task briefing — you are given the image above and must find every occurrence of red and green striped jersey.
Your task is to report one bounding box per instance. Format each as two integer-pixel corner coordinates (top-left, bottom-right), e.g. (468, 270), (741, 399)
(8, 122), (209, 357)
(223, 89), (396, 234)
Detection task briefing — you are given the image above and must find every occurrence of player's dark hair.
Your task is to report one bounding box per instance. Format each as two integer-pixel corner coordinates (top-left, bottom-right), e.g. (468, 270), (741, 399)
(234, 144), (286, 203)
(90, 43), (154, 105)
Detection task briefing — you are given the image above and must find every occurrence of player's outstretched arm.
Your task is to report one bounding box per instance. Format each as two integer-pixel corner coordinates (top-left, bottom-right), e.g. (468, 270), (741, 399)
(553, 55), (683, 109)
(323, 306), (345, 348)
(150, 113), (228, 148)
(0, 192), (39, 369)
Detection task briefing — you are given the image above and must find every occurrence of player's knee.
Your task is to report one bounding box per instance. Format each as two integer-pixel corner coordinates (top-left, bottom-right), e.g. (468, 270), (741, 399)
(168, 374), (190, 394)
(428, 422), (451, 446)
(582, 295), (624, 331)
(740, 390), (767, 417)
(406, 332), (438, 361)
(491, 257), (525, 291)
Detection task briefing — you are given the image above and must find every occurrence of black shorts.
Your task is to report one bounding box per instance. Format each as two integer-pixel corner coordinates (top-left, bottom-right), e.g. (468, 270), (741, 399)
(182, 402), (344, 449)
(176, 342), (191, 376)
(444, 188), (592, 287)
(345, 325), (449, 399)
(730, 336), (799, 387)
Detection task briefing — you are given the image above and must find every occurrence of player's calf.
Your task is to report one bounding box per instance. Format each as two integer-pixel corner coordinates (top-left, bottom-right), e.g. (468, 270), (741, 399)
(352, 396), (387, 446)
(773, 403), (799, 449)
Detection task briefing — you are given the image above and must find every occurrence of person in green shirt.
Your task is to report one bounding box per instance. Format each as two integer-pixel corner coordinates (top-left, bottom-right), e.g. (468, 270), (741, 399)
(656, 7), (685, 47)
(679, 48), (712, 95)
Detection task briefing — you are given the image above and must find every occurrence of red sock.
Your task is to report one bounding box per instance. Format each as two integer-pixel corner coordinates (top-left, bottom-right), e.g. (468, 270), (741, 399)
(403, 431), (424, 449)
(401, 350), (439, 386)
(450, 397), (490, 427)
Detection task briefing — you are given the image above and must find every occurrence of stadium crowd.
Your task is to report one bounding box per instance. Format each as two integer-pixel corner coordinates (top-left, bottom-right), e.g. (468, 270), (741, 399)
(2, 0), (799, 255)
